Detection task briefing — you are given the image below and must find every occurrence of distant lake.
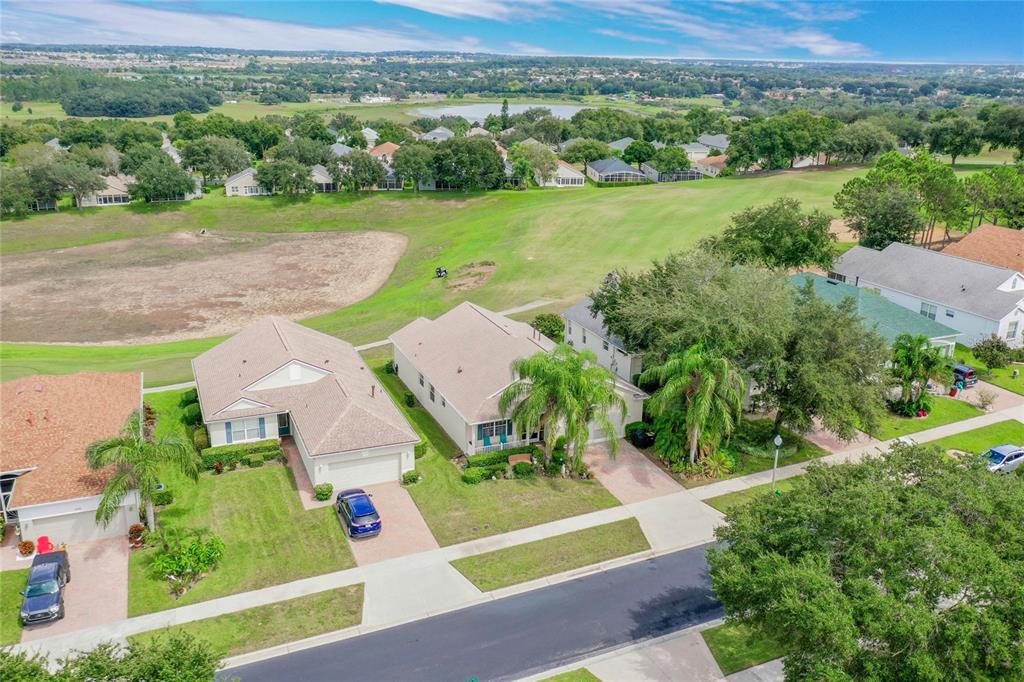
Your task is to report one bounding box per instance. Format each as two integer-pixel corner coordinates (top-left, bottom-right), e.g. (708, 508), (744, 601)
(413, 103), (587, 122)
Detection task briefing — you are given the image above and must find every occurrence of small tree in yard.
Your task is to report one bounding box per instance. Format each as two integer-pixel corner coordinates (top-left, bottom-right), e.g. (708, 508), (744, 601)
(973, 334), (1011, 370)
(86, 411), (199, 529)
(530, 313), (564, 342)
(708, 443), (1024, 681)
(890, 333), (945, 415)
(639, 344), (745, 466)
(499, 345), (625, 470)
(622, 140), (656, 168)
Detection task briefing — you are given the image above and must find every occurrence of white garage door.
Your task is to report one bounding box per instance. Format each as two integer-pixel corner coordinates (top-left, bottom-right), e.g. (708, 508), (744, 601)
(22, 508), (130, 545)
(327, 453), (401, 488)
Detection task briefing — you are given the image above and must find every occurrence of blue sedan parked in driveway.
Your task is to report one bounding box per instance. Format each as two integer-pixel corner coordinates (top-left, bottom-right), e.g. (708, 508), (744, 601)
(336, 489), (382, 538)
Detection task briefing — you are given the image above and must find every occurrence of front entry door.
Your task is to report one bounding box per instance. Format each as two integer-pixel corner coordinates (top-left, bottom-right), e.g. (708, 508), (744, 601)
(277, 413), (291, 436)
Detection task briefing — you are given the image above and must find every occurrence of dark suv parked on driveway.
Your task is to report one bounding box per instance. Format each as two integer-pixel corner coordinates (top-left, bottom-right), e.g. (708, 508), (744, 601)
(20, 551), (71, 625)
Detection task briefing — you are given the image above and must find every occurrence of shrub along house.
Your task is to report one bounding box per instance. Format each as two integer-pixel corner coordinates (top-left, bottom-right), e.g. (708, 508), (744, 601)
(192, 317), (419, 489)
(1, 372), (143, 545)
(390, 302), (646, 455)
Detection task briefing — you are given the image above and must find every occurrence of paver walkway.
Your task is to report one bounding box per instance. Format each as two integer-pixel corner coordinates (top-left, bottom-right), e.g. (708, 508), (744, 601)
(585, 440), (684, 504)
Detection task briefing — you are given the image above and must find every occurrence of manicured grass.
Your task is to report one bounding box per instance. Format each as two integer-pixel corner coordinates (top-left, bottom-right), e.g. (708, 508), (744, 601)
(701, 622), (786, 675)
(540, 669), (603, 682)
(834, 241), (858, 256)
(682, 419), (829, 489)
(702, 478), (798, 514)
(955, 344), (1024, 396)
(129, 390), (355, 616)
(929, 420), (1024, 455)
(451, 519), (649, 591)
(371, 360), (621, 546)
(129, 584), (363, 657)
(2, 169), (874, 385)
(867, 396), (983, 440)
(0, 568), (29, 646)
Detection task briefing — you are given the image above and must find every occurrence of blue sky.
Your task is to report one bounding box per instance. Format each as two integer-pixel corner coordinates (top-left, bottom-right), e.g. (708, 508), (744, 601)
(3, 1), (1022, 63)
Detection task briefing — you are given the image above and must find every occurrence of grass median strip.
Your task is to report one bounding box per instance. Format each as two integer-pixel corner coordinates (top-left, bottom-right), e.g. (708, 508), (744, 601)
(450, 518), (650, 592)
(703, 478), (798, 514)
(701, 621), (786, 675)
(129, 584), (364, 658)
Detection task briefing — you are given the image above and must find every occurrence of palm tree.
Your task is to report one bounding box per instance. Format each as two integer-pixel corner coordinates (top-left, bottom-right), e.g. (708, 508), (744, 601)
(499, 344), (626, 470)
(891, 333), (944, 407)
(640, 345), (746, 465)
(86, 410), (198, 529)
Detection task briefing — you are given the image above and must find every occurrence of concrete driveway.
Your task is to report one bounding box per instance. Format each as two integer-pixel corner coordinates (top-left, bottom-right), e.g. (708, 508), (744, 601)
(20, 537), (128, 642)
(346, 482), (439, 566)
(585, 440), (684, 504)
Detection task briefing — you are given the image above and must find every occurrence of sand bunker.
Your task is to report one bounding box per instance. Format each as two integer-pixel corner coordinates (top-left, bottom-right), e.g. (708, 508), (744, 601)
(1, 230), (407, 344)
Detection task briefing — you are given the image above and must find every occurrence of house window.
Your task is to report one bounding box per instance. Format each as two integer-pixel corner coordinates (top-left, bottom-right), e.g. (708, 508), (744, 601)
(827, 272), (846, 283)
(429, 384), (435, 402)
(582, 331), (587, 344)
(602, 340), (609, 351)
(1008, 321), (1019, 339)
(919, 302), (937, 320)
(441, 396), (446, 407)
(230, 417), (265, 443)
(477, 420), (511, 440)
(945, 310), (955, 318)
(418, 373), (424, 387)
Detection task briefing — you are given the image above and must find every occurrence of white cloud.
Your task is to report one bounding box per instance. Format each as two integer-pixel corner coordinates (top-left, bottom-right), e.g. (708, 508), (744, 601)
(1, 0), (483, 51)
(592, 28), (669, 46)
(376, 0), (551, 21)
(506, 41), (553, 55)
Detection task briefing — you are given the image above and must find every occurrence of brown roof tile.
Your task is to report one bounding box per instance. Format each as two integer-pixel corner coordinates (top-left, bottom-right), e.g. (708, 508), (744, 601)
(943, 224), (1024, 272)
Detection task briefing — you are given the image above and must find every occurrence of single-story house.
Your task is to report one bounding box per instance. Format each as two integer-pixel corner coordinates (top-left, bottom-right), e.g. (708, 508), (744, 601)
(192, 317), (419, 489)
(161, 134), (181, 164)
(77, 174), (133, 208)
(558, 137), (584, 153)
(467, 127), (492, 138)
(520, 137), (550, 150)
(697, 134), (729, 152)
(640, 162), (703, 183)
(942, 224), (1024, 272)
(224, 167), (271, 197)
(694, 155), (729, 177)
(680, 142), (710, 161)
(503, 160), (524, 188)
(564, 297), (643, 382)
(147, 176), (204, 203)
(376, 164), (404, 191)
(608, 137), (635, 152)
(44, 137), (65, 151)
(330, 142), (353, 158)
(420, 126), (455, 143)
(390, 302), (646, 455)
(370, 141), (400, 165)
(361, 127), (380, 147)
(1, 373), (143, 544)
(586, 158), (647, 183)
(831, 243), (1024, 347)
(311, 164), (338, 192)
(794, 273), (961, 356)
(535, 160), (586, 188)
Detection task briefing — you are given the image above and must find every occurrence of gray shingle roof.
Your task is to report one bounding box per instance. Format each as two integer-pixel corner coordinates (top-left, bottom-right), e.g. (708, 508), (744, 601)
(834, 243), (1024, 320)
(223, 167), (257, 185)
(588, 157), (643, 176)
(681, 142), (710, 153)
(564, 297), (627, 350)
(329, 143), (353, 157)
(697, 134), (729, 150)
(608, 137), (635, 151)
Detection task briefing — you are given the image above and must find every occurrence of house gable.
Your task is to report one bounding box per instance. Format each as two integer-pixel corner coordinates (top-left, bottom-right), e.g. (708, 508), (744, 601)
(246, 360), (331, 392)
(221, 397), (271, 412)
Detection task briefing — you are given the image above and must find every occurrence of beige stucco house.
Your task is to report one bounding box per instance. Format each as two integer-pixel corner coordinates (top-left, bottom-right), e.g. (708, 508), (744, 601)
(535, 160), (586, 188)
(77, 174), (133, 207)
(224, 167), (271, 197)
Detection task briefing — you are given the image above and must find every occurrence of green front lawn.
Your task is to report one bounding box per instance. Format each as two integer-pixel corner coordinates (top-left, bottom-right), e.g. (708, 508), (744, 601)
(130, 390), (355, 616)
(955, 344), (1024, 396)
(0, 568), (29, 646)
(540, 670), (602, 682)
(868, 396), (983, 441)
(129, 584), (363, 657)
(683, 419), (829, 489)
(701, 622), (786, 675)
(929, 420), (1024, 455)
(371, 360), (620, 546)
(702, 478), (798, 514)
(451, 519), (649, 591)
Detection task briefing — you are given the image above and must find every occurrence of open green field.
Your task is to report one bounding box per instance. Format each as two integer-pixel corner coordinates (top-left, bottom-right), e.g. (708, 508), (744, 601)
(129, 584), (363, 657)
(0, 568), (29, 646)
(867, 396), (983, 440)
(1, 169), (870, 386)
(450, 519), (649, 591)
(129, 390), (355, 615)
(929, 420), (1024, 454)
(701, 622), (786, 675)
(955, 344), (1024, 395)
(373, 359), (620, 546)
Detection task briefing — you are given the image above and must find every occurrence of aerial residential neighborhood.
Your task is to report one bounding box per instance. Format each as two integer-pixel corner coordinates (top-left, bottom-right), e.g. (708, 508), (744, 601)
(1, 2), (1023, 681)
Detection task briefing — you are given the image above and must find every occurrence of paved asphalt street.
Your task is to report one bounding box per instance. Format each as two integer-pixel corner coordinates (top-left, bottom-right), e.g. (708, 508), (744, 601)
(225, 542), (723, 682)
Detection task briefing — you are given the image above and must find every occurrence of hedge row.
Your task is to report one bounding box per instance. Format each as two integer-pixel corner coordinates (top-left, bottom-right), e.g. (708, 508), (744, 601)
(465, 445), (540, 468)
(462, 463), (508, 484)
(200, 439), (283, 470)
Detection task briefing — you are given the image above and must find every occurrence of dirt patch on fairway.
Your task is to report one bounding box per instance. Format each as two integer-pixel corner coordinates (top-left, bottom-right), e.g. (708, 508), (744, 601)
(830, 218), (858, 242)
(445, 261), (497, 292)
(1, 230), (407, 344)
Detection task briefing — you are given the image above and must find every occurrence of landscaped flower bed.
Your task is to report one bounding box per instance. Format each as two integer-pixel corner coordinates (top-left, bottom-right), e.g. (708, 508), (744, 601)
(199, 439), (284, 471)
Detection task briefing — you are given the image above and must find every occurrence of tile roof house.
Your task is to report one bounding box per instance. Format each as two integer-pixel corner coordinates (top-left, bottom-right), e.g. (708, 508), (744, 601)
(694, 155), (729, 177)
(564, 297), (642, 382)
(369, 141), (401, 164)
(192, 317), (419, 488)
(831, 243), (1024, 347)
(1, 372), (143, 544)
(467, 126), (492, 138)
(420, 126), (455, 143)
(390, 303), (646, 455)
(585, 157), (647, 183)
(794, 273), (961, 356)
(942, 224), (1024, 272)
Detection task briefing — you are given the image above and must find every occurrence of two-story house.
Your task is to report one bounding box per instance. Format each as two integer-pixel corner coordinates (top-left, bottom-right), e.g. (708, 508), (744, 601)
(564, 297), (643, 383)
